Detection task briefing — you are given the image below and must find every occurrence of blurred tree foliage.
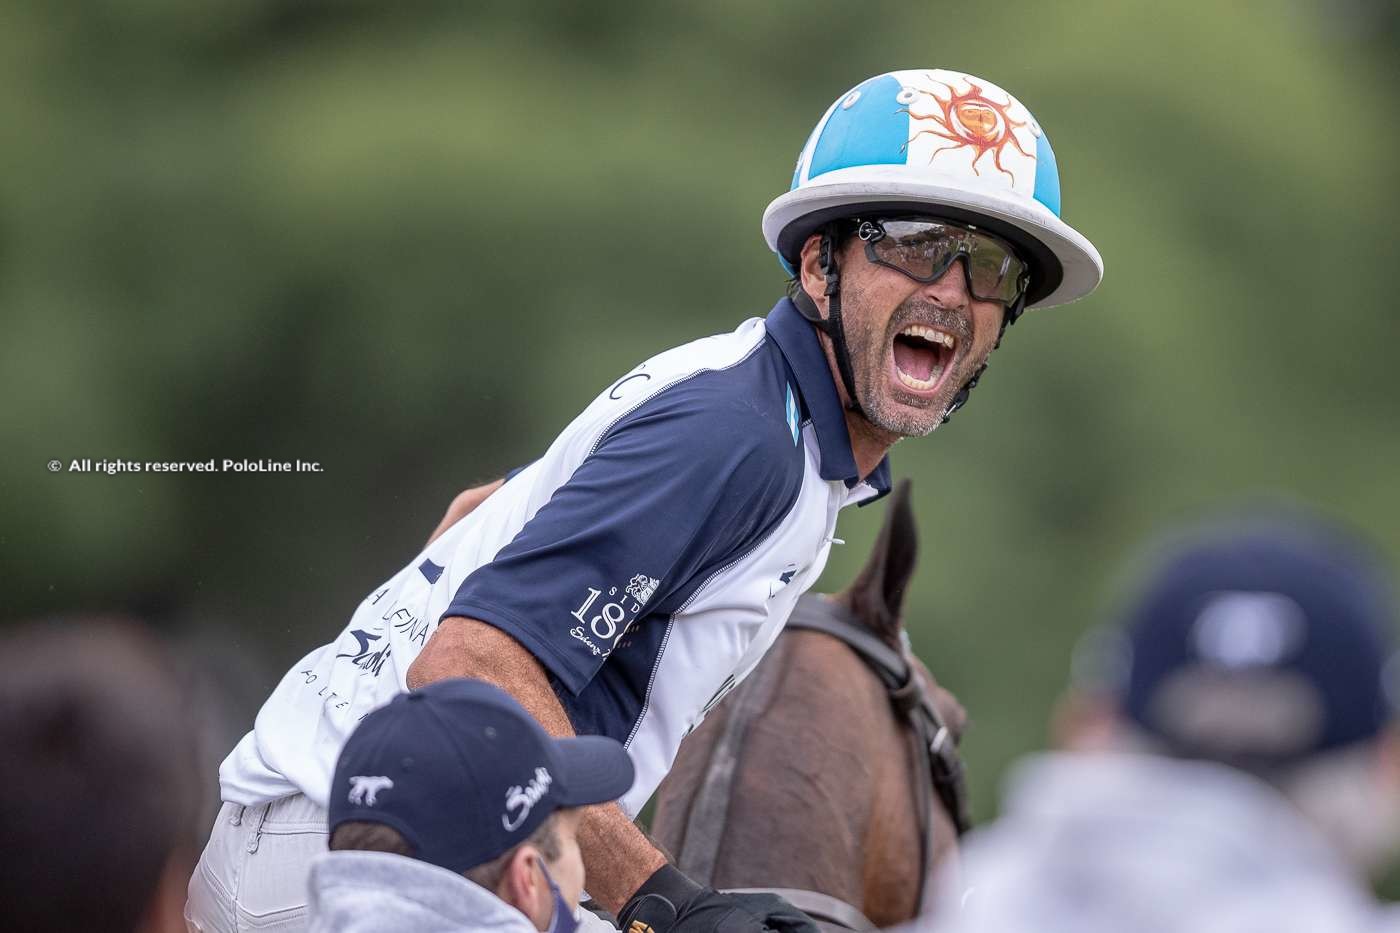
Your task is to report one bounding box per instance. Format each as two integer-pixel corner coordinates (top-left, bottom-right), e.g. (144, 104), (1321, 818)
(3, 0), (1398, 847)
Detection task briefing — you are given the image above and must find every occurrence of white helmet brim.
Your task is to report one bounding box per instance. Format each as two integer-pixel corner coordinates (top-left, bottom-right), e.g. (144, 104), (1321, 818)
(763, 167), (1103, 309)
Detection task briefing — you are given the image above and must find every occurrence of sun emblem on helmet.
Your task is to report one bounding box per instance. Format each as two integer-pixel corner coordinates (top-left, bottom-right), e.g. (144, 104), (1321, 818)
(897, 75), (1035, 183)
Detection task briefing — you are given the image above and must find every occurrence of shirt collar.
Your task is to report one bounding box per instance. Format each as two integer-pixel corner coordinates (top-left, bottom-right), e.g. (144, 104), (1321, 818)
(766, 298), (891, 502)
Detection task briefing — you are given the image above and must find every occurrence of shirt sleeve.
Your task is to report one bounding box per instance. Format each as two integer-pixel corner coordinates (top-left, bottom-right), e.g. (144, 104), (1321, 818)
(443, 389), (802, 695)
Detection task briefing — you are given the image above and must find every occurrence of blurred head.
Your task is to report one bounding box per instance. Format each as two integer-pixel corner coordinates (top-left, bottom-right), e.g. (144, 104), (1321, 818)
(764, 69), (1103, 428)
(0, 619), (201, 933)
(327, 679), (633, 930)
(1061, 507), (1400, 872)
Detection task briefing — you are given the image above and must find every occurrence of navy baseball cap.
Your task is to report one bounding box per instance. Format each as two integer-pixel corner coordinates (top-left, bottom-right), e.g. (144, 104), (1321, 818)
(328, 678), (634, 873)
(1107, 510), (1397, 768)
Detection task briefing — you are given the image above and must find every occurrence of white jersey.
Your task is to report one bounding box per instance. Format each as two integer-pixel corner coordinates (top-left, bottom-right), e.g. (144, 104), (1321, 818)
(220, 299), (890, 817)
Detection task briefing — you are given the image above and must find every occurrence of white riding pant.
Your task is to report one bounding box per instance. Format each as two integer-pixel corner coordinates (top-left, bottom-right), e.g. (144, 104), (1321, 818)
(185, 794), (327, 933)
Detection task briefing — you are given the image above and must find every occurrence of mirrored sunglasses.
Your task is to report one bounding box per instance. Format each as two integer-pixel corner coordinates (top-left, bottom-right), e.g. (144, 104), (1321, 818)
(856, 218), (1030, 306)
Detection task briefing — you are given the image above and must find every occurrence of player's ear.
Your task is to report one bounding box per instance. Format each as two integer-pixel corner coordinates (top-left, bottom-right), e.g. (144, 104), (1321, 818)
(497, 845), (549, 923)
(797, 234), (830, 316)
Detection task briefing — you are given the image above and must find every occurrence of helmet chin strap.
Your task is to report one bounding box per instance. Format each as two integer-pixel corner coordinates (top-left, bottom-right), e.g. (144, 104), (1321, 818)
(791, 226), (1029, 428)
(818, 229), (868, 420)
(789, 225), (867, 418)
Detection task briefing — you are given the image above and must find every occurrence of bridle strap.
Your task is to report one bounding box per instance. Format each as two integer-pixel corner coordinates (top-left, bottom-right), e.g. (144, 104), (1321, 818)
(723, 888), (877, 933)
(906, 710), (940, 918)
(785, 597), (909, 683)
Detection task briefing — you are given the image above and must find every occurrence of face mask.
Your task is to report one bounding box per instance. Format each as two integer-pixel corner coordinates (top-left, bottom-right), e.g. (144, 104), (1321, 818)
(539, 861), (578, 933)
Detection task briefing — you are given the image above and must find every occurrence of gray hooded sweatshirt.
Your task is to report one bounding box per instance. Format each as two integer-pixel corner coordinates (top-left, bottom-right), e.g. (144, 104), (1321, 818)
(306, 850), (540, 933)
(930, 752), (1397, 933)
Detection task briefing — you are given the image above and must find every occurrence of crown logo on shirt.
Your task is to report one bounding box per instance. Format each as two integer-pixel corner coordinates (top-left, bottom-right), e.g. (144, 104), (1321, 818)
(625, 575), (659, 607)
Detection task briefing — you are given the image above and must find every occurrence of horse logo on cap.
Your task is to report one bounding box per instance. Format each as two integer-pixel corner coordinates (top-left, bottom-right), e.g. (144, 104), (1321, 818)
(347, 775), (394, 807)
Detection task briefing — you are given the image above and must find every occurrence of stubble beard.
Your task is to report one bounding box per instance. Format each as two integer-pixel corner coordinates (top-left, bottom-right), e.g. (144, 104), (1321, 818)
(843, 294), (967, 440)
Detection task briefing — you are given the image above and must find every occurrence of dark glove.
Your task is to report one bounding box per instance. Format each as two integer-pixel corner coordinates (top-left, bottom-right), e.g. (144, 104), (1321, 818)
(617, 865), (820, 933)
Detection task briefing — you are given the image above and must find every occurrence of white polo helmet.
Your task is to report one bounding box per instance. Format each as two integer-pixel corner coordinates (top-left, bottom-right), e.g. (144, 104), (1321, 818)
(763, 69), (1103, 309)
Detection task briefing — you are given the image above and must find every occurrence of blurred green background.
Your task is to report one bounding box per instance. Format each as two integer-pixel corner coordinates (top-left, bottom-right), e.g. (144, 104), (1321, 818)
(4, 0), (1399, 871)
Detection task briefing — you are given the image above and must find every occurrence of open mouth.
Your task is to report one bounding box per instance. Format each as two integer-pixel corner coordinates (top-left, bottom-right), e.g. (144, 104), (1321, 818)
(891, 323), (958, 395)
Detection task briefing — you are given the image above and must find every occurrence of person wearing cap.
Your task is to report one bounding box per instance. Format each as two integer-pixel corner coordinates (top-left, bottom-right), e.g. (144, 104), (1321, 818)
(929, 509), (1400, 933)
(192, 68), (1103, 932)
(306, 678), (635, 933)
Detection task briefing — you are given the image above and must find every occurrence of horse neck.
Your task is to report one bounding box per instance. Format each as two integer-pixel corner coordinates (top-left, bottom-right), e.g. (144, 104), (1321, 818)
(652, 629), (924, 925)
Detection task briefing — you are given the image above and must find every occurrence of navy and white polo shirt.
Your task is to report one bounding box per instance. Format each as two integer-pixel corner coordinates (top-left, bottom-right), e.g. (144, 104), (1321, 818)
(220, 298), (891, 816)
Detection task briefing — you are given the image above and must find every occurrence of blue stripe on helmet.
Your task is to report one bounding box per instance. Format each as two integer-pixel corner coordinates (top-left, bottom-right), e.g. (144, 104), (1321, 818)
(1033, 130), (1062, 217)
(806, 74), (909, 181)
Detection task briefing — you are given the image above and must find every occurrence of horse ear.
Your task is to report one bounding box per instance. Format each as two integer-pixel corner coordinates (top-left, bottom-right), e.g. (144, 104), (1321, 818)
(836, 478), (918, 646)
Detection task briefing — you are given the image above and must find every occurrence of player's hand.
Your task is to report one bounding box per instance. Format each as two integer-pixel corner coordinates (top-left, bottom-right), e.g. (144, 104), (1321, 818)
(617, 865), (820, 933)
(424, 478), (504, 545)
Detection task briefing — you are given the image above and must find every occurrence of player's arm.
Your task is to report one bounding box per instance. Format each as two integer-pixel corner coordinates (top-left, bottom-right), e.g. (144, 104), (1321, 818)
(408, 618), (666, 909)
(424, 478), (505, 546)
(425, 460), (543, 545)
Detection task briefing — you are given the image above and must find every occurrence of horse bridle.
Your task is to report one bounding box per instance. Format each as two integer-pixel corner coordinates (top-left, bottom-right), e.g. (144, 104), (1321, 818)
(674, 593), (971, 930)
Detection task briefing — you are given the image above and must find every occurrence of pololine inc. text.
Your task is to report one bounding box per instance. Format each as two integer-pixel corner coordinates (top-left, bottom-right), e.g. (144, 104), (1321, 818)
(55, 459), (324, 474)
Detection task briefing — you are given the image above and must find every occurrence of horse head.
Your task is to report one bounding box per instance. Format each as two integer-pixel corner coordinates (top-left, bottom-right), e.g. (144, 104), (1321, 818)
(651, 479), (968, 927)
